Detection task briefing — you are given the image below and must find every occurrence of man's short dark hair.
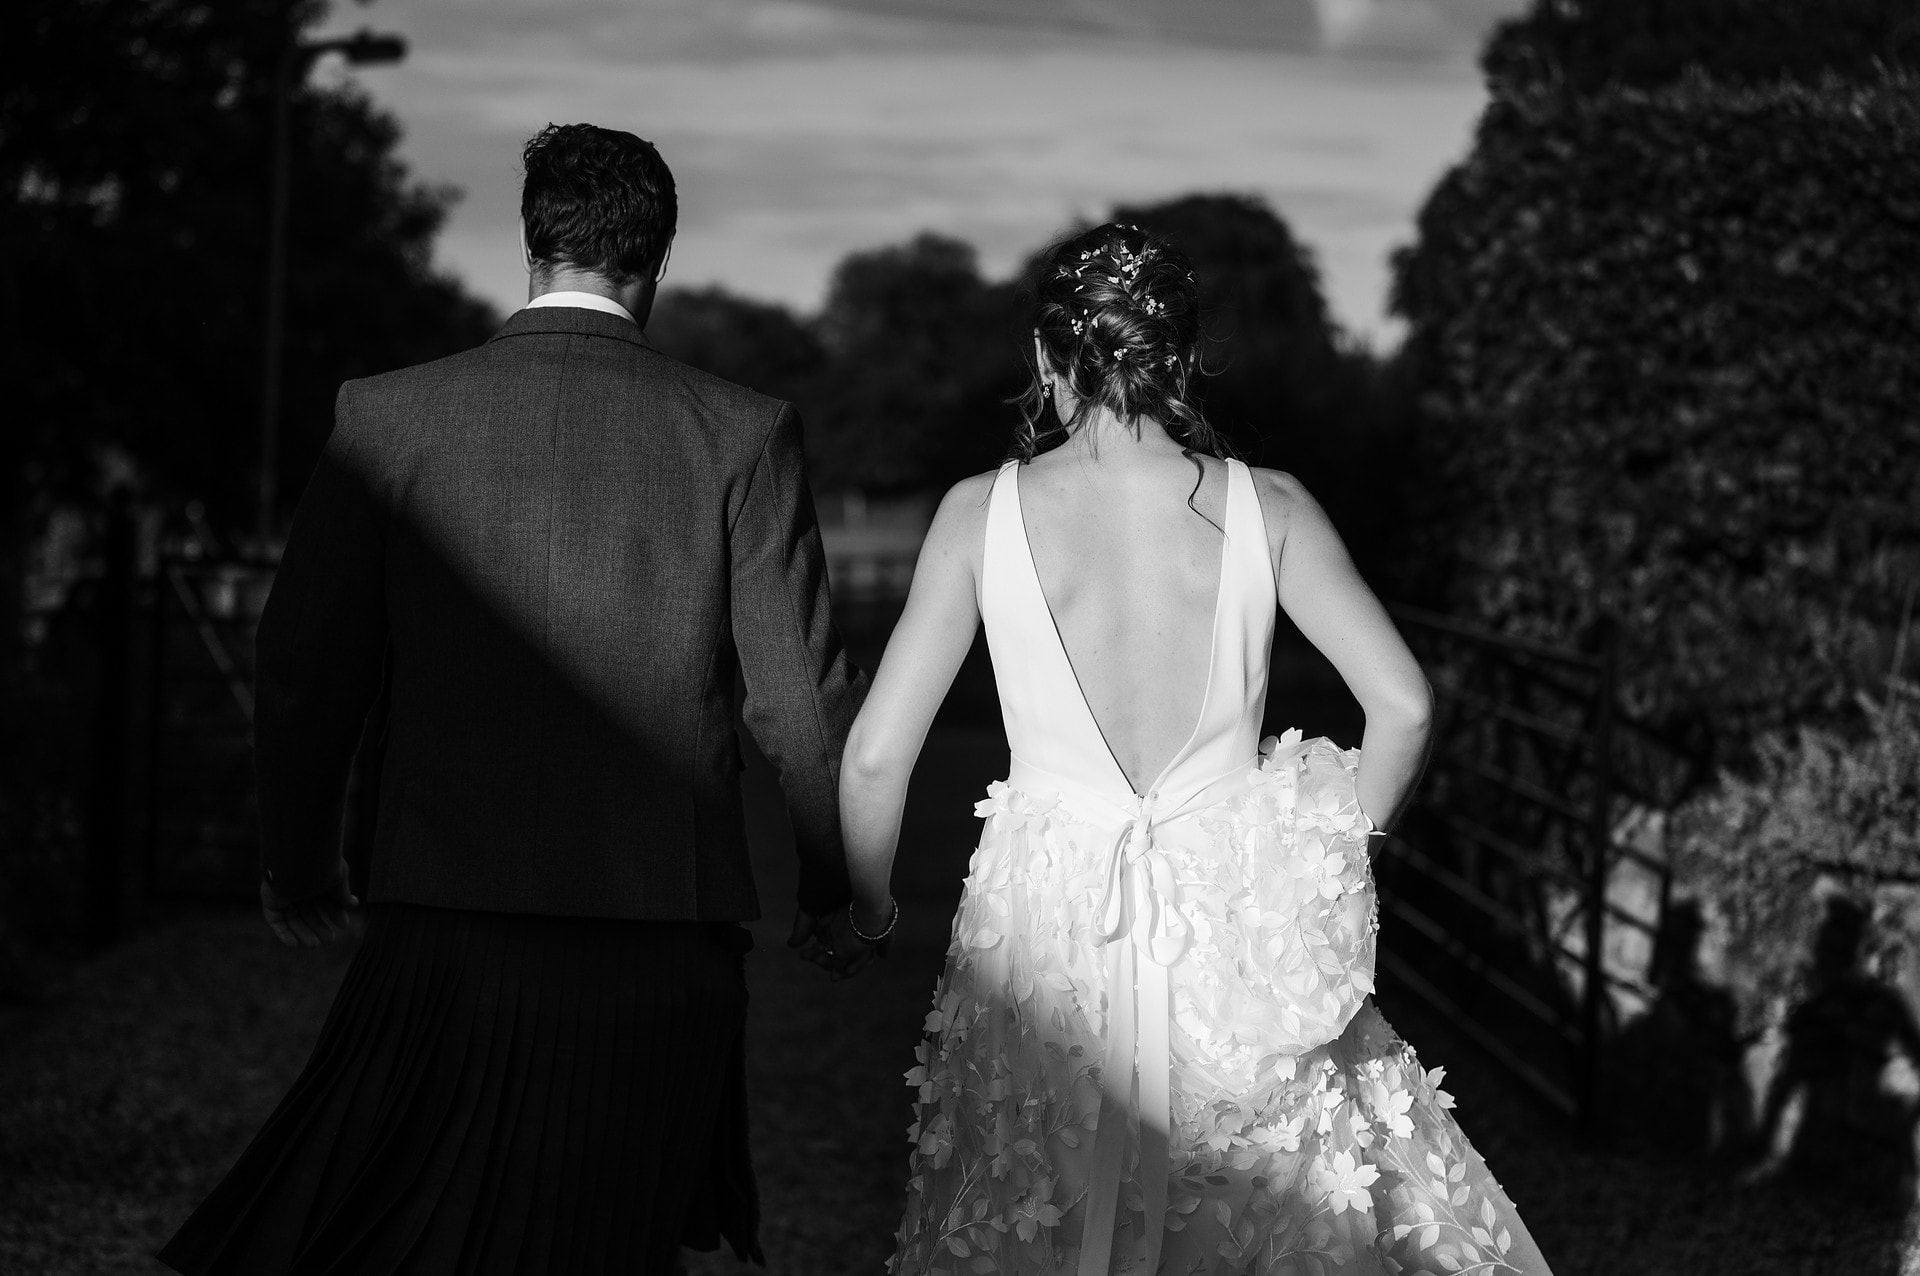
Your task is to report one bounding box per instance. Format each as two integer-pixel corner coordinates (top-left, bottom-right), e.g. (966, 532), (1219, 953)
(521, 124), (676, 284)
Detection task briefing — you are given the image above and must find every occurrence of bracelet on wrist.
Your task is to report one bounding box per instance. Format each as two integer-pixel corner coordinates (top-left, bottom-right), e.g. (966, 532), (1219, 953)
(848, 897), (899, 945)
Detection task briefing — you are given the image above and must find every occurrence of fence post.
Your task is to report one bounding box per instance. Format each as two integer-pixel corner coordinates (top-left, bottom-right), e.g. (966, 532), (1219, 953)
(1579, 615), (1618, 1138)
(144, 549), (170, 899)
(86, 490), (135, 947)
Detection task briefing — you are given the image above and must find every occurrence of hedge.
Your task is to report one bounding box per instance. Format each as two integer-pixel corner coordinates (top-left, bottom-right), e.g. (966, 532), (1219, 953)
(1392, 72), (1920, 761)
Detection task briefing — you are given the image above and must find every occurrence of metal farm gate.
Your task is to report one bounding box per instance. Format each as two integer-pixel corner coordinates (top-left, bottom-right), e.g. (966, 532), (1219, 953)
(143, 550), (274, 901)
(1374, 605), (1702, 1133)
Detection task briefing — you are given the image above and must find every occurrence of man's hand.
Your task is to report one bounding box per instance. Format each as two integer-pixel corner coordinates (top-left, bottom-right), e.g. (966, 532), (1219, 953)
(787, 906), (881, 981)
(260, 858), (358, 948)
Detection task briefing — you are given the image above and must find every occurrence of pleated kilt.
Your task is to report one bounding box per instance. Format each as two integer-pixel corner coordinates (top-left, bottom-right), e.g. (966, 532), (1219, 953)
(159, 903), (761, 1276)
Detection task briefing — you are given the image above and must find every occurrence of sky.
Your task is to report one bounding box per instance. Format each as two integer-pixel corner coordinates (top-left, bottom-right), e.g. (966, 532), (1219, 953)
(313, 0), (1523, 346)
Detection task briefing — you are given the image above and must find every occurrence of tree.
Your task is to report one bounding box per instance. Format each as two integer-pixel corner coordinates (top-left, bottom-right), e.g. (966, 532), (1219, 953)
(807, 233), (1026, 492)
(1107, 195), (1404, 580)
(0, 0), (496, 538)
(1483, 0), (1920, 93)
(647, 286), (826, 411)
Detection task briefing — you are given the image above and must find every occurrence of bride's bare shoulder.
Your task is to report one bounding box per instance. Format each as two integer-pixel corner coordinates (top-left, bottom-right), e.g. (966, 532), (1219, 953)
(1247, 464), (1317, 531)
(918, 467), (1004, 563)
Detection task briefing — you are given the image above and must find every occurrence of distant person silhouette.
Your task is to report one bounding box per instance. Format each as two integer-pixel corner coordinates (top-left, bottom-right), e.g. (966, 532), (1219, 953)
(1612, 899), (1751, 1158)
(1753, 896), (1920, 1211)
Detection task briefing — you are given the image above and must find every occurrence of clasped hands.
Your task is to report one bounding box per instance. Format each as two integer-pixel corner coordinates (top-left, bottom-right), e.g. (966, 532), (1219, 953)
(787, 896), (893, 981)
(260, 856), (358, 948)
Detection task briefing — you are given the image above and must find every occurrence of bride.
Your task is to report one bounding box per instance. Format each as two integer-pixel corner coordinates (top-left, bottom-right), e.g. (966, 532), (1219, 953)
(837, 223), (1554, 1275)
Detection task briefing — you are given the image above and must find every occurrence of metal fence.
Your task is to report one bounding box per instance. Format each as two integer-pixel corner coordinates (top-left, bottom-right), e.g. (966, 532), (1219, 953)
(143, 549), (274, 901)
(1377, 604), (1703, 1133)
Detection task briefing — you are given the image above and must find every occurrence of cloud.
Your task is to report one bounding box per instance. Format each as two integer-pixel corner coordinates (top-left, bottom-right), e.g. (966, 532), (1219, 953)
(317, 1), (1504, 342)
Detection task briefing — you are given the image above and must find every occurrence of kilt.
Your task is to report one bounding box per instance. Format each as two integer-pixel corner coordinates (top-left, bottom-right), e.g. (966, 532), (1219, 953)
(159, 902), (760, 1275)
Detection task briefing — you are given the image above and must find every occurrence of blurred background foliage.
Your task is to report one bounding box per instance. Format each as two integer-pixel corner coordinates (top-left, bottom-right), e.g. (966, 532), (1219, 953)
(1482, 0), (1920, 93)
(0, 0), (498, 978)
(1394, 0), (1920, 1070)
(0, 0), (498, 509)
(1391, 70), (1920, 755)
(0, 0), (497, 648)
(652, 195), (1408, 575)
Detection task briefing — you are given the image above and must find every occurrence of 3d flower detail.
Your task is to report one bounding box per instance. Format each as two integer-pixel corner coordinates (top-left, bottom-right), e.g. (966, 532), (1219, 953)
(1296, 784), (1367, 838)
(1289, 841), (1349, 900)
(1422, 1065), (1457, 1111)
(973, 781), (1057, 834)
(1314, 1150), (1381, 1215)
(1373, 1081), (1416, 1140)
(1008, 1179), (1063, 1242)
(917, 1113), (955, 1168)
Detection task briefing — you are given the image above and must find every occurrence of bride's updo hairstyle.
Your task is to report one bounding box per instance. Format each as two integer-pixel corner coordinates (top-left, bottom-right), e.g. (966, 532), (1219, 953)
(1013, 222), (1224, 461)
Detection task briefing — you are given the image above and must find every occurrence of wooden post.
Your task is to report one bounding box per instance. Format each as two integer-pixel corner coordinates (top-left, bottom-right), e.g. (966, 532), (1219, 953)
(1579, 616), (1618, 1138)
(86, 491), (135, 947)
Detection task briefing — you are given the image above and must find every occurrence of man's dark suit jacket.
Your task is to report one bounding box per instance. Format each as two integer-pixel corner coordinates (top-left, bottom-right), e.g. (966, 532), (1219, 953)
(255, 304), (865, 921)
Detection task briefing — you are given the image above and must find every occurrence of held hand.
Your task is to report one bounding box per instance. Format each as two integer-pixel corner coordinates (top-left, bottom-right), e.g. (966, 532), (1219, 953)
(787, 904), (886, 981)
(260, 858), (358, 948)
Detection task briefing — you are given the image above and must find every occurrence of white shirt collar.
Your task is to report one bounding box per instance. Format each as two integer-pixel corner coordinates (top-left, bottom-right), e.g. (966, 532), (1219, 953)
(523, 290), (637, 325)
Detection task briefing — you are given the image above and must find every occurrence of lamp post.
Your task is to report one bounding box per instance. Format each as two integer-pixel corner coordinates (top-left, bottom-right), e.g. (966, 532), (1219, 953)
(257, 28), (407, 545)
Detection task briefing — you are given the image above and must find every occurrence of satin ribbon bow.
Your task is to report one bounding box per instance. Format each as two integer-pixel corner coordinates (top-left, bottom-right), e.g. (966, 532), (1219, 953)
(1077, 798), (1194, 1276)
(1093, 813), (1194, 966)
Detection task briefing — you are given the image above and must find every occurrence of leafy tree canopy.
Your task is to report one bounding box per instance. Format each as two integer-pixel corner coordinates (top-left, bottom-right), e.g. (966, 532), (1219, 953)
(807, 232), (1026, 492)
(1484, 0), (1920, 94)
(648, 286), (825, 410)
(1393, 74), (1920, 760)
(0, 0), (497, 530)
(654, 199), (1401, 575)
(1109, 195), (1404, 573)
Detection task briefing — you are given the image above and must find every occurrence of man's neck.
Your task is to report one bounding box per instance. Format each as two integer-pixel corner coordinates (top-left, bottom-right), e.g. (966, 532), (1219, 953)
(528, 268), (655, 327)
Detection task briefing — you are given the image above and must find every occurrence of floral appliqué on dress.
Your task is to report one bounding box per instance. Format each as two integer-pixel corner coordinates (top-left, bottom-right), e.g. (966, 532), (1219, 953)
(891, 732), (1539, 1275)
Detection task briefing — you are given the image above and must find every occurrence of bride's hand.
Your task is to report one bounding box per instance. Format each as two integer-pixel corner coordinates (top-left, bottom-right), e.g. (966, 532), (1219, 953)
(850, 896), (895, 942)
(788, 904), (886, 980)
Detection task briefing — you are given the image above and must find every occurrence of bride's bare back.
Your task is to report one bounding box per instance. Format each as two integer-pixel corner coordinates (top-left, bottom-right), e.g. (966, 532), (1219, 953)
(1018, 447), (1229, 794)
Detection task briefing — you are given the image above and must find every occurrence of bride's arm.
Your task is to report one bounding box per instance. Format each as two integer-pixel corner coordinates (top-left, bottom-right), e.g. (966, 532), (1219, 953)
(840, 472), (995, 931)
(1255, 469), (1433, 836)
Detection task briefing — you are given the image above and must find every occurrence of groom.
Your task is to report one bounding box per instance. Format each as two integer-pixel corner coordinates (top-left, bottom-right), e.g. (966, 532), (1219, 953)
(160, 124), (871, 1275)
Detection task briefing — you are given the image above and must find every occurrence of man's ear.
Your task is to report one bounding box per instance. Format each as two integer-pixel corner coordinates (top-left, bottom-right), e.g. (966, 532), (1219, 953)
(518, 217), (533, 272)
(654, 238), (674, 284)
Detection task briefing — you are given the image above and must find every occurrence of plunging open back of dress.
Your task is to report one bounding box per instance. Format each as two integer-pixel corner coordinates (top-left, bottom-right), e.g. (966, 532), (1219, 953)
(889, 459), (1554, 1276)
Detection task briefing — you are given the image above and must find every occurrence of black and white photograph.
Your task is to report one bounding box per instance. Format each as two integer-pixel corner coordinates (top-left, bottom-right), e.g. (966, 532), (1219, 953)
(2, 1), (1917, 1273)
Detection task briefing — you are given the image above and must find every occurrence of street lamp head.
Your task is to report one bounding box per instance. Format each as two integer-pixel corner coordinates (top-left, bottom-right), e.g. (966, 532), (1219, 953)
(340, 29), (407, 66)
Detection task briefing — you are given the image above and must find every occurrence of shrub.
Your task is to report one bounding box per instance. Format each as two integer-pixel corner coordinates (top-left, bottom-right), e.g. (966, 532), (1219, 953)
(1671, 679), (1920, 1036)
(1392, 72), (1920, 759)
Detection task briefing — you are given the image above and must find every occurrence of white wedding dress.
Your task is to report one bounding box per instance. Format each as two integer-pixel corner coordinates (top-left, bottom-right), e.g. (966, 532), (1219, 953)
(889, 459), (1553, 1275)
